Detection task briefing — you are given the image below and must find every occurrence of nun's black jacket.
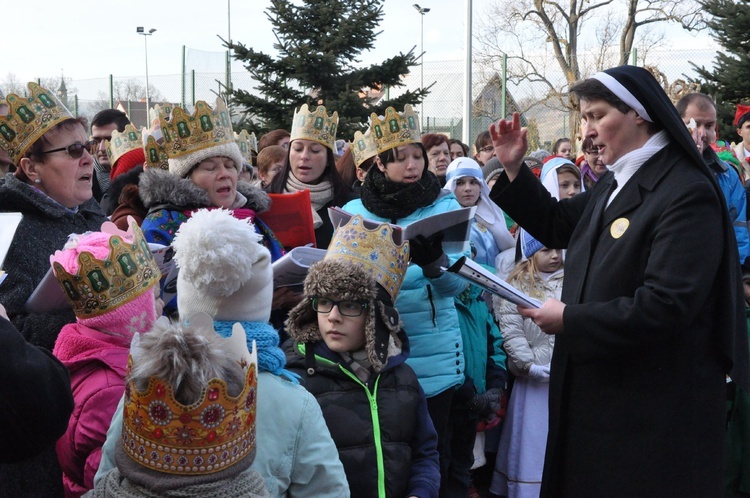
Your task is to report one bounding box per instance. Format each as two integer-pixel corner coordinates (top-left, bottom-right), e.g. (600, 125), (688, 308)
(491, 142), (741, 498)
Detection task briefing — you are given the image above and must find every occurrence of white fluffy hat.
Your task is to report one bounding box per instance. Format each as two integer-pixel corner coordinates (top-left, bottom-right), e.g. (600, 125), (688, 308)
(173, 209), (272, 323)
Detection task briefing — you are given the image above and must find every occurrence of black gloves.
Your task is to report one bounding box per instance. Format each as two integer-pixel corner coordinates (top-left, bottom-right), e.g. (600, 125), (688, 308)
(409, 233), (448, 278)
(469, 388), (504, 417)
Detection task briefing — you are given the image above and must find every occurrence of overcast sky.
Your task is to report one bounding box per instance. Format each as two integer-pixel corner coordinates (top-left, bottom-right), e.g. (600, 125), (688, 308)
(1, 0), (718, 87)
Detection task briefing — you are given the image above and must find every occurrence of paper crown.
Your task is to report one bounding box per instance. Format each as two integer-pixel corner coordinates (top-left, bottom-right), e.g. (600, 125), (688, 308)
(143, 133), (170, 170)
(105, 124), (143, 167)
(51, 220), (161, 319)
(0, 82), (74, 164)
(351, 130), (378, 168)
(327, 215), (410, 302)
(290, 104), (339, 151)
(735, 104), (750, 128)
(122, 317), (258, 476)
(159, 98), (234, 159)
(149, 104), (173, 128)
(368, 104), (421, 155)
(235, 130), (258, 162)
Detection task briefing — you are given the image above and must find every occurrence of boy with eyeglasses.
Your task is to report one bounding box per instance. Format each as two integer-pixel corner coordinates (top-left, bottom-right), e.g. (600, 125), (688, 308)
(284, 215), (440, 498)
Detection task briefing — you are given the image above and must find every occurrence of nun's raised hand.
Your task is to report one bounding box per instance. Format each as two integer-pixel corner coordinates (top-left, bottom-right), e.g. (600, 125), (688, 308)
(489, 112), (528, 181)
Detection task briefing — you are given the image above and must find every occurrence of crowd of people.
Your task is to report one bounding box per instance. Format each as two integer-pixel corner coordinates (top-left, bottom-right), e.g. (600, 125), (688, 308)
(1, 63), (750, 498)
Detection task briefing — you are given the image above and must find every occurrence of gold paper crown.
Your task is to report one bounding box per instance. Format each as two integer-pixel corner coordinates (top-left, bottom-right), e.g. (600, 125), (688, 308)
(149, 104), (173, 128)
(327, 215), (410, 301)
(235, 130), (258, 162)
(290, 104), (339, 151)
(122, 318), (258, 476)
(159, 99), (234, 159)
(51, 221), (161, 318)
(368, 104), (421, 155)
(105, 124), (142, 167)
(0, 82), (74, 164)
(351, 130), (378, 168)
(143, 133), (169, 170)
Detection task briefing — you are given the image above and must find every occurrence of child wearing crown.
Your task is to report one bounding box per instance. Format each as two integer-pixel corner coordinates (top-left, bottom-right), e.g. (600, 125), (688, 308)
(87, 315), (269, 497)
(50, 218), (163, 498)
(284, 216), (440, 498)
(93, 209), (349, 497)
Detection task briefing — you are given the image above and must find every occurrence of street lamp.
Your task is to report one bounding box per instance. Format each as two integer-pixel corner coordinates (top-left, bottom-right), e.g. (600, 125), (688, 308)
(413, 4), (430, 131)
(136, 27), (157, 116)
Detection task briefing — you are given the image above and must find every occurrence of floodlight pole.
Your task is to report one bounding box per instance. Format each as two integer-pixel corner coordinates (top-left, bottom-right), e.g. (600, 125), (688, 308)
(413, 4), (430, 131)
(137, 27), (157, 115)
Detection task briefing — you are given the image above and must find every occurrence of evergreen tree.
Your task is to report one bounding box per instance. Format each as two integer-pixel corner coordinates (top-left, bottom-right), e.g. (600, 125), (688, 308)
(692, 0), (750, 139)
(226, 0), (427, 139)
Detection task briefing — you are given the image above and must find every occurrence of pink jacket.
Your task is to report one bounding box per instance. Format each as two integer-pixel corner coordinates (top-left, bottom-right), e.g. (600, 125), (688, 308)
(53, 323), (131, 498)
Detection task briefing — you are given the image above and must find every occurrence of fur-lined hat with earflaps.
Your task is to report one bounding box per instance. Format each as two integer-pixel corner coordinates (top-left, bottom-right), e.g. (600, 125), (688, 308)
(285, 259), (403, 373)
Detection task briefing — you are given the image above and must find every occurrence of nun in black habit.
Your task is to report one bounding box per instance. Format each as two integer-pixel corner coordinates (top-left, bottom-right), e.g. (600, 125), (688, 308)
(488, 65), (750, 498)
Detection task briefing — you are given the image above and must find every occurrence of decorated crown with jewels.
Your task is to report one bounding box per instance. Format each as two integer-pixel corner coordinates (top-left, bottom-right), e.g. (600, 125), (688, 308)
(327, 214), (410, 302)
(290, 104), (339, 151)
(0, 82), (74, 164)
(105, 123), (142, 167)
(235, 130), (258, 162)
(122, 317), (258, 476)
(368, 104), (421, 155)
(149, 104), (173, 128)
(351, 130), (378, 168)
(159, 98), (234, 159)
(143, 132), (169, 170)
(51, 220), (161, 319)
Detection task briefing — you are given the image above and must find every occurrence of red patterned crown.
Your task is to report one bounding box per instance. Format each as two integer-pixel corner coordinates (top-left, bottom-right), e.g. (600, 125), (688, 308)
(122, 317), (258, 476)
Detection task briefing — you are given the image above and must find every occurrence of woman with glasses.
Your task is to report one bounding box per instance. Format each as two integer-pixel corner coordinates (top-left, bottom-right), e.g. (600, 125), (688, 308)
(0, 82), (107, 497)
(474, 130), (496, 166)
(285, 216), (440, 498)
(579, 137), (607, 190)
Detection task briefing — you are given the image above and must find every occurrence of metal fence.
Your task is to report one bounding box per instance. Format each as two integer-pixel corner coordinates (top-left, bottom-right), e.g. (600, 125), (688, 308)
(6, 46), (720, 156)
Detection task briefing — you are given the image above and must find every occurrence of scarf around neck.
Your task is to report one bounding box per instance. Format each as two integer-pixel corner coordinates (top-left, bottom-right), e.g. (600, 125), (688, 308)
(92, 468), (269, 498)
(214, 320), (299, 384)
(360, 166), (442, 220)
(285, 173), (334, 228)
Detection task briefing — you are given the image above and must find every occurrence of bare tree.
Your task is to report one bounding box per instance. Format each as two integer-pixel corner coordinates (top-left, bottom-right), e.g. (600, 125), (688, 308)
(476, 0), (705, 139)
(110, 79), (165, 103)
(1, 73), (30, 96)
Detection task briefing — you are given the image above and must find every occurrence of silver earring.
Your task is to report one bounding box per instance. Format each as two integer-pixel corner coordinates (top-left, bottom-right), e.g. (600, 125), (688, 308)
(34, 178), (41, 184)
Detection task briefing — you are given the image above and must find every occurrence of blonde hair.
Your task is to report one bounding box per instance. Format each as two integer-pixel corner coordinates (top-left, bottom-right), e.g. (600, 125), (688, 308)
(506, 250), (562, 296)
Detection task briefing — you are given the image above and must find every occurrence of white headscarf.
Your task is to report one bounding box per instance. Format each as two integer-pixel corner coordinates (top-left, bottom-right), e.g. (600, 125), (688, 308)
(540, 156), (584, 200)
(445, 157), (515, 251)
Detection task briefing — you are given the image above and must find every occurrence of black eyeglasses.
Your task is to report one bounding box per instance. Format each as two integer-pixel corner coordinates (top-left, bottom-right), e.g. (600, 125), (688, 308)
(479, 146), (494, 153)
(39, 140), (97, 159)
(312, 297), (368, 317)
(584, 148), (600, 155)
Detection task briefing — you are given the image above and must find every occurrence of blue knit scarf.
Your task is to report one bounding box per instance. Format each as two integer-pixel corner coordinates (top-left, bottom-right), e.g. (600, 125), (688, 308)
(214, 320), (299, 384)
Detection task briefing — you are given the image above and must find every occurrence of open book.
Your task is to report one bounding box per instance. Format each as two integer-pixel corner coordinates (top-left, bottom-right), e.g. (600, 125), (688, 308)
(272, 246), (326, 290)
(445, 256), (542, 308)
(0, 213), (23, 285)
(328, 205), (476, 254)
